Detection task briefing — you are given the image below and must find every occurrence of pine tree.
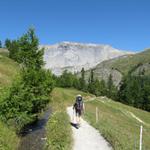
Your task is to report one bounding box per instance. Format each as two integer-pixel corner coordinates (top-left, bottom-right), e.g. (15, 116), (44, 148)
(5, 38), (11, 48)
(93, 79), (101, 96)
(79, 68), (86, 91)
(99, 79), (107, 96)
(118, 74), (150, 111)
(90, 69), (94, 83)
(7, 40), (19, 60)
(60, 70), (74, 87)
(107, 74), (113, 98)
(107, 74), (117, 100)
(18, 28), (44, 69)
(88, 69), (94, 93)
(4, 29), (45, 69)
(143, 82), (150, 111)
(0, 28), (54, 131)
(72, 75), (80, 89)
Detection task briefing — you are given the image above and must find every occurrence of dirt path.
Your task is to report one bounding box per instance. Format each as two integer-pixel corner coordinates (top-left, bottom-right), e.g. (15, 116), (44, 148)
(67, 107), (112, 150)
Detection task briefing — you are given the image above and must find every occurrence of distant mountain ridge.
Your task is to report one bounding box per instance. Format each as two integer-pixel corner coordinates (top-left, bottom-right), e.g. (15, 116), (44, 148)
(41, 42), (133, 75)
(82, 49), (150, 86)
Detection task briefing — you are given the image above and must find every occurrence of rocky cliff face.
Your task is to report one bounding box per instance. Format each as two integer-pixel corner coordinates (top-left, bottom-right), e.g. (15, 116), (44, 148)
(83, 49), (150, 87)
(42, 42), (132, 75)
(80, 57), (125, 87)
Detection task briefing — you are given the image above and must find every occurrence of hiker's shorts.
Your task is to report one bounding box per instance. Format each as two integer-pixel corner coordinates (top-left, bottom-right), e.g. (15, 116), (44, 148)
(75, 109), (82, 117)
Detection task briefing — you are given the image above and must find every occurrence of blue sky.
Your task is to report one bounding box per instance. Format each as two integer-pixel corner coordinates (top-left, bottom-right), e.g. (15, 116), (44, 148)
(0, 0), (150, 51)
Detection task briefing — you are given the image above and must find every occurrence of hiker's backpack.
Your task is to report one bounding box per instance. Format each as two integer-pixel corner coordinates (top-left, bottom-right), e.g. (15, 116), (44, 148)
(75, 96), (83, 111)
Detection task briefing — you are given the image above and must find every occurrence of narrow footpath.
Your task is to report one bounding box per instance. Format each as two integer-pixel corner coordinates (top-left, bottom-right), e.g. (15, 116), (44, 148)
(67, 107), (113, 150)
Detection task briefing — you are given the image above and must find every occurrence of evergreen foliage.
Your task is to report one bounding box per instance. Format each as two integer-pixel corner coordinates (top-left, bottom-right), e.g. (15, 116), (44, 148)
(106, 74), (118, 100)
(55, 66), (150, 112)
(118, 74), (150, 111)
(5, 39), (18, 59)
(79, 68), (86, 91)
(54, 70), (80, 89)
(0, 28), (54, 132)
(5, 29), (45, 69)
(55, 64), (150, 112)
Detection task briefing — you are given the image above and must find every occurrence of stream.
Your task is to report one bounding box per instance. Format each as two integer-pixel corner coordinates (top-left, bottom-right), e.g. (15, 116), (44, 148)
(18, 108), (51, 150)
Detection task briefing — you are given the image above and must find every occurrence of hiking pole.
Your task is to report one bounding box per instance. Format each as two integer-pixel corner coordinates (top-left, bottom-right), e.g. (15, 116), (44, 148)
(96, 107), (98, 123)
(72, 107), (75, 122)
(83, 103), (85, 114)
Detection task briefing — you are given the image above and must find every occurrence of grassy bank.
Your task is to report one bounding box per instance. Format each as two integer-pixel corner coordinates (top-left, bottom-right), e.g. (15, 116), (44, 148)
(0, 122), (19, 150)
(45, 88), (93, 150)
(48, 88), (150, 150)
(0, 52), (19, 88)
(46, 111), (71, 150)
(84, 97), (150, 150)
(0, 53), (20, 150)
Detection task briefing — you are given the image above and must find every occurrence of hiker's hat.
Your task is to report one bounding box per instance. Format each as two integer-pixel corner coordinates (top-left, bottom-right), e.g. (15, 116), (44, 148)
(77, 94), (82, 97)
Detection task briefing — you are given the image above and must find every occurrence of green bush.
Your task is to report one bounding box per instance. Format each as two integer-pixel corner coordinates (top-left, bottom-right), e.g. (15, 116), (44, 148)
(0, 28), (54, 132)
(0, 69), (54, 132)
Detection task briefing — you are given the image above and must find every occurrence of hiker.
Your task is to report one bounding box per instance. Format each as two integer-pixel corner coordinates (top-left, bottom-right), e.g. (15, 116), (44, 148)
(73, 94), (85, 124)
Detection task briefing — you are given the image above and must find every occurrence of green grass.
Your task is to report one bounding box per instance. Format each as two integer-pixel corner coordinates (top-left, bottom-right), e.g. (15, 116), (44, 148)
(45, 88), (94, 150)
(45, 111), (72, 150)
(96, 49), (150, 76)
(111, 49), (150, 75)
(84, 97), (150, 150)
(0, 122), (20, 150)
(49, 88), (150, 150)
(0, 52), (19, 88)
(0, 48), (9, 57)
(83, 49), (150, 82)
(0, 53), (20, 150)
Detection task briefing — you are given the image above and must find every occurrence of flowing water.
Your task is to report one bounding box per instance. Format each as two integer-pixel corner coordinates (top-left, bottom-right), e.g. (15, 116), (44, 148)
(18, 108), (51, 150)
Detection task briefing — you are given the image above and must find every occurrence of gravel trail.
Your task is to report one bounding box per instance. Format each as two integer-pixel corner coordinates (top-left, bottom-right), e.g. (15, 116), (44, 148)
(67, 107), (112, 150)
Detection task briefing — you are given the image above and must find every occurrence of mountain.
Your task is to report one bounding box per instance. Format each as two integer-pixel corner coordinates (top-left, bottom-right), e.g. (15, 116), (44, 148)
(83, 49), (150, 86)
(42, 42), (133, 75)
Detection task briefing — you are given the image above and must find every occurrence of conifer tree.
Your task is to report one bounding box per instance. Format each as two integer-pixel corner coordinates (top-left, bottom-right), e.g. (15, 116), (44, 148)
(107, 74), (117, 99)
(5, 38), (11, 48)
(0, 28), (54, 131)
(79, 68), (86, 91)
(100, 79), (107, 96)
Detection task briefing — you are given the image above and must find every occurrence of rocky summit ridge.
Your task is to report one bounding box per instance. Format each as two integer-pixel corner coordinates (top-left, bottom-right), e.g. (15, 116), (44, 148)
(41, 42), (133, 75)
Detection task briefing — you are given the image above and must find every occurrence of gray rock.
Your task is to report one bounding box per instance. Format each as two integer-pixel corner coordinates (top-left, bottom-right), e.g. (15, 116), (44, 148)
(41, 42), (132, 75)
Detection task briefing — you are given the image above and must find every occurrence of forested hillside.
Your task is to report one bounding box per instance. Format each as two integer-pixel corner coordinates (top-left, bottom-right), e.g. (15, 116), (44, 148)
(55, 48), (150, 112)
